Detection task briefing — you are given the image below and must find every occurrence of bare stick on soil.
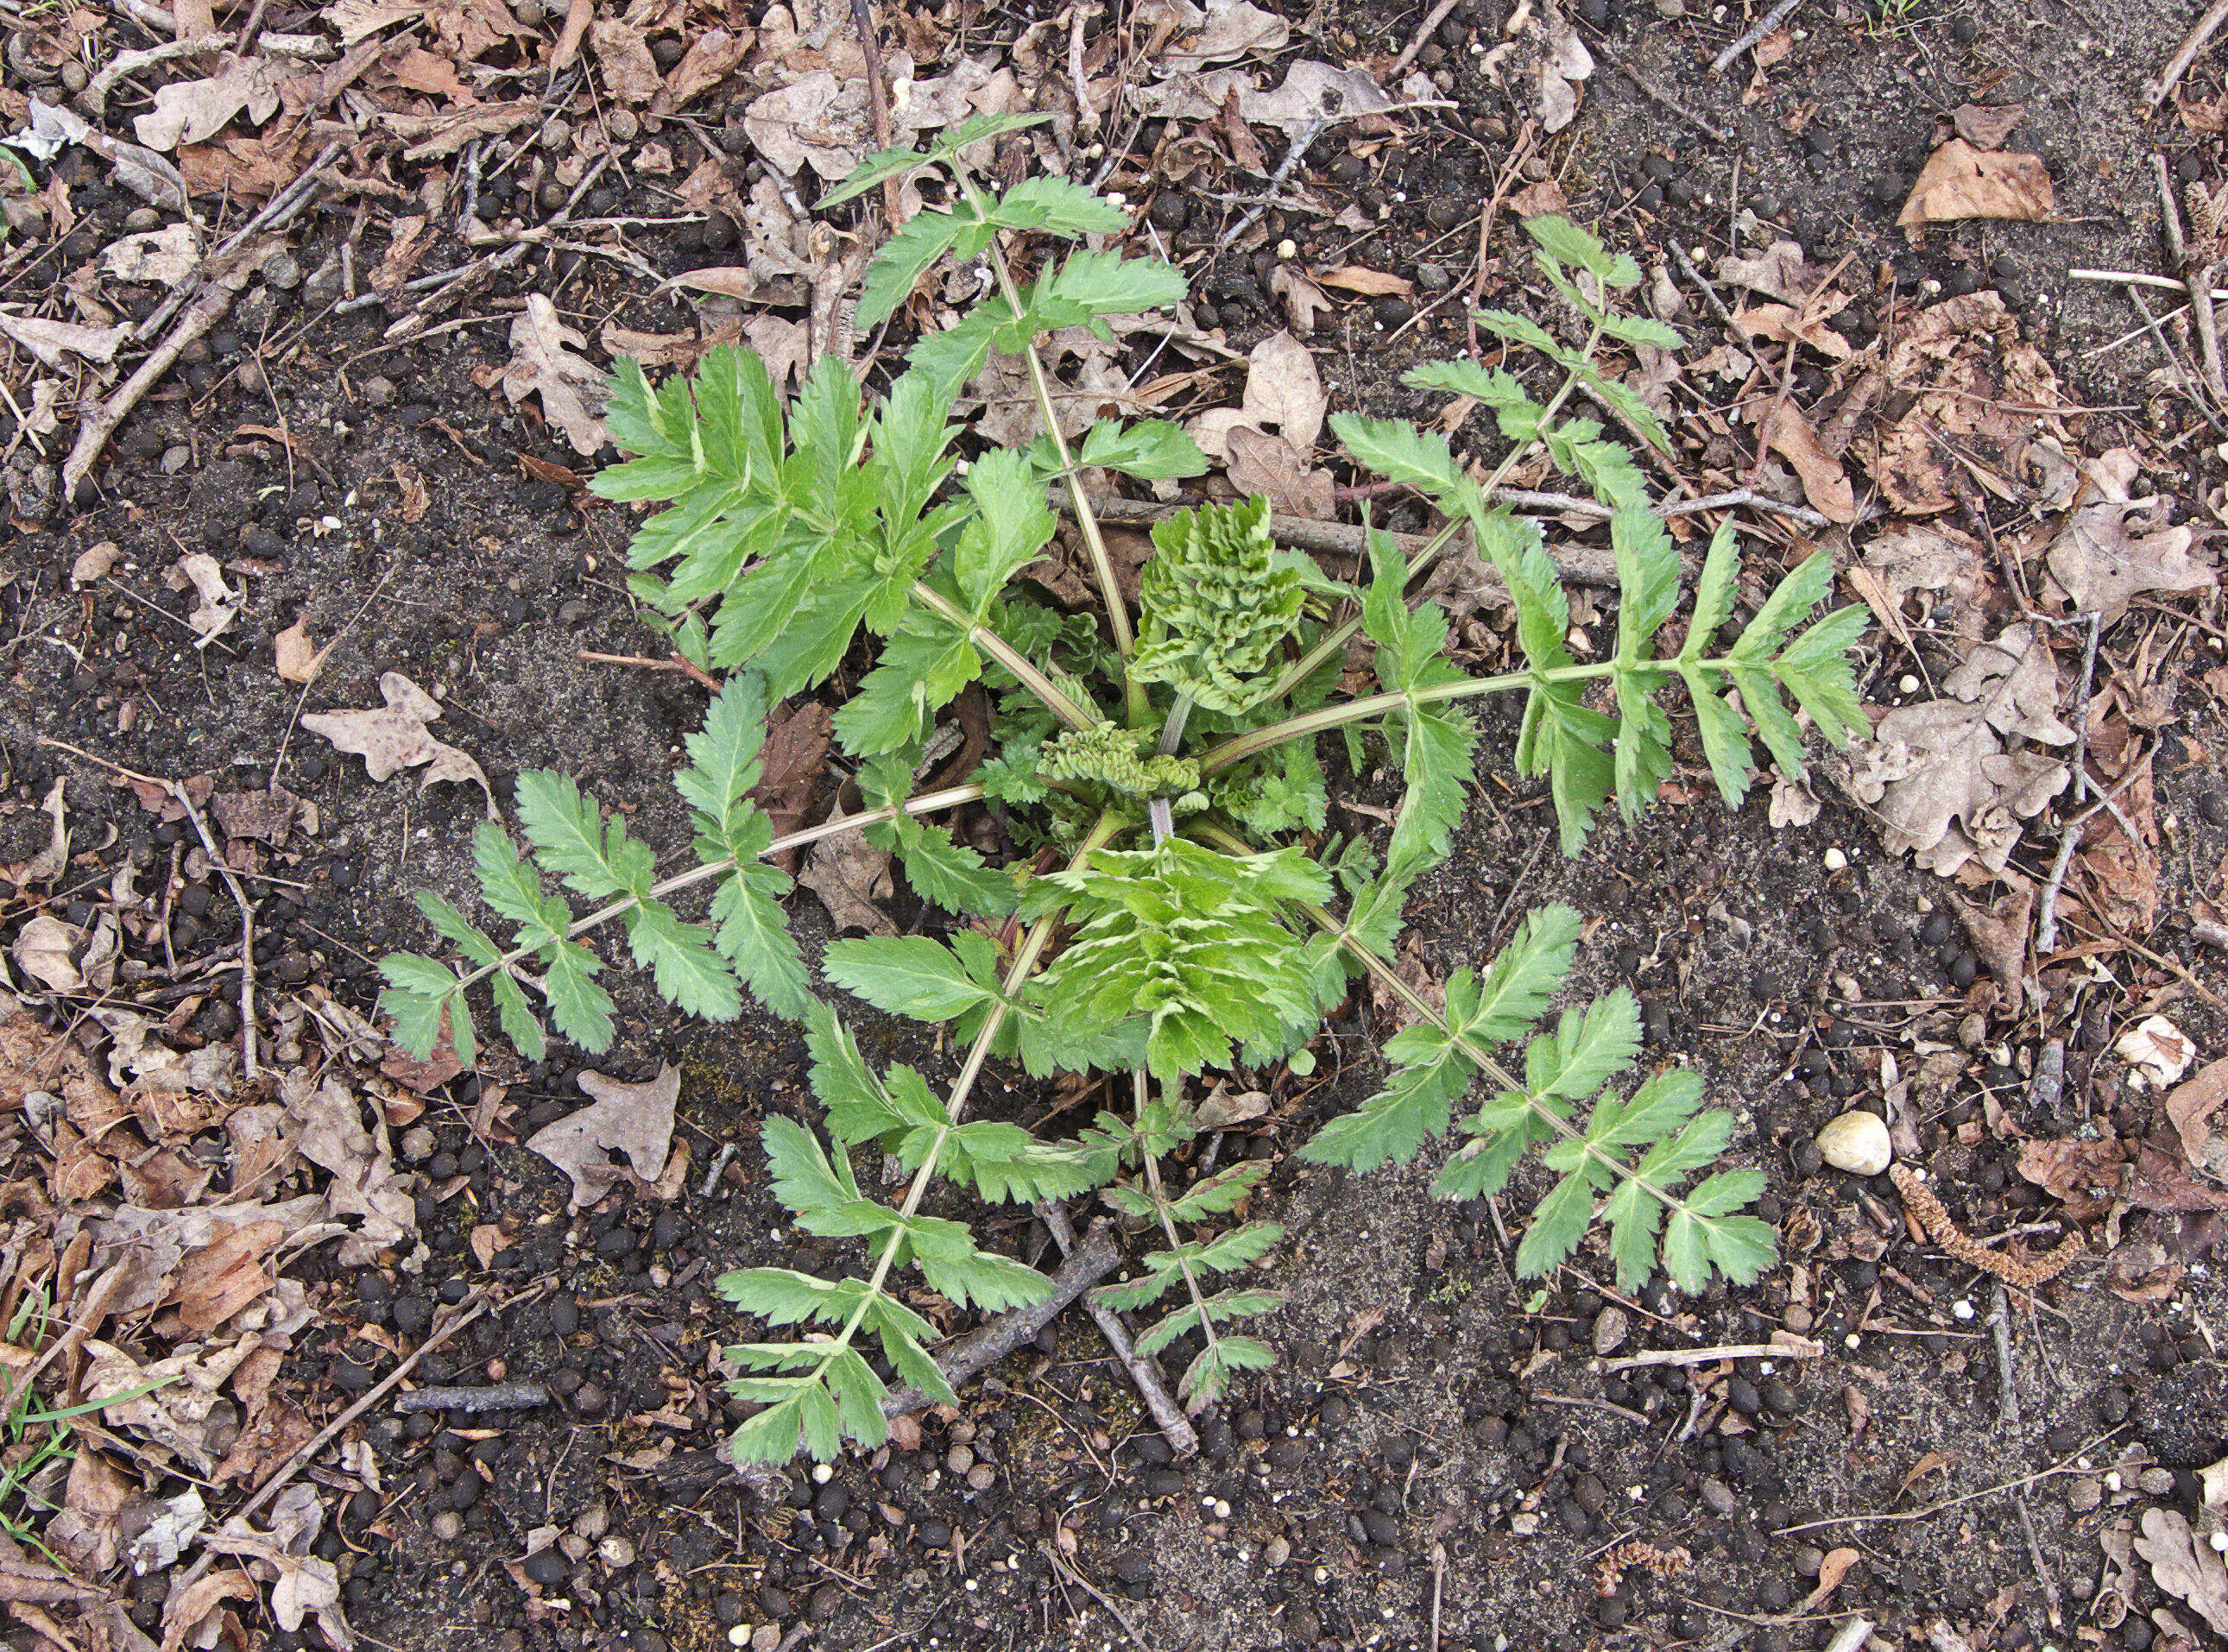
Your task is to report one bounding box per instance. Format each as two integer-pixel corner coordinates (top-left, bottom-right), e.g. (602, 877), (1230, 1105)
(1039, 1200), (1199, 1455)
(1389, 0), (1465, 81)
(1227, 118), (1327, 247)
(1711, 0), (1803, 73)
(394, 1382), (551, 1414)
(1595, 49), (1730, 143)
(1600, 1339), (1825, 1372)
(881, 1220), (1124, 1418)
(2149, 0), (2228, 108)
(62, 167), (331, 493)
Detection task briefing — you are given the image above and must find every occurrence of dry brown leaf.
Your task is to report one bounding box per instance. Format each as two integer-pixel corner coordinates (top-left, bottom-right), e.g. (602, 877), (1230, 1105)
(1800, 1548), (1861, 1612)
(527, 1065), (680, 1211)
(174, 552), (239, 646)
(1163, 0), (1289, 66)
(272, 620), (327, 684)
(2167, 1058), (2228, 1175)
(1952, 102), (2026, 148)
(134, 53), (289, 150)
(1190, 331), (1324, 459)
(2048, 501), (2217, 621)
(1225, 426), (1335, 519)
(161, 1568), (258, 1652)
(1898, 138), (2054, 229)
(2134, 1508), (2228, 1635)
(802, 823), (899, 936)
(3, 778), (68, 891)
(0, 312), (129, 369)
(1318, 266), (1413, 298)
(1717, 240), (1828, 306)
(1760, 403), (1857, 522)
(657, 26), (754, 109)
(13, 914), (90, 993)
(588, 16), (662, 103)
(286, 1072), (415, 1264)
(104, 224), (201, 285)
(1736, 296), (1853, 360)
(1835, 623), (2072, 874)
(751, 702), (831, 853)
(743, 69), (873, 180)
(300, 672), (496, 816)
(203, 1486), (350, 1649)
(174, 1220), (282, 1332)
(494, 293), (609, 456)
(212, 785), (299, 845)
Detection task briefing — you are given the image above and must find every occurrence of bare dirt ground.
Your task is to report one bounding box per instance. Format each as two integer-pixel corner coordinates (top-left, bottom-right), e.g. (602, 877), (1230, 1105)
(3, 0), (2228, 1650)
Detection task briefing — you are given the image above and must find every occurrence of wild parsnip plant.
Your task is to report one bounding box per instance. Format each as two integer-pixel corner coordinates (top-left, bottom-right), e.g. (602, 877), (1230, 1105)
(379, 115), (1865, 1463)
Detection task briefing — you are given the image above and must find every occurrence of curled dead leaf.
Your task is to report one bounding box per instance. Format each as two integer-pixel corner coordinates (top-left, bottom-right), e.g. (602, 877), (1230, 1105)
(1898, 138), (2054, 230)
(527, 1065), (681, 1211)
(300, 672), (496, 817)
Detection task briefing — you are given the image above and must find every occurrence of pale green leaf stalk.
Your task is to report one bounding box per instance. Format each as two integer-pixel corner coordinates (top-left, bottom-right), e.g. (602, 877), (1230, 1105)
(378, 163), (1865, 1462)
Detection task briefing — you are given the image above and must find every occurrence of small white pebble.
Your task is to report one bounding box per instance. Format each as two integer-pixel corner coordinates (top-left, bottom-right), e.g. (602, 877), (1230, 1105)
(1214, 1499), (1233, 1518)
(2211, 1531), (2227, 1554)
(729, 1630), (752, 1648)
(1277, 238), (1297, 259)
(812, 1462), (834, 1484)
(1898, 673), (1921, 693)
(1953, 1300), (1975, 1321)
(1105, 190), (1127, 206)
(2105, 1471), (2123, 1492)
(1822, 847), (1848, 872)
(1844, 1334), (1861, 1350)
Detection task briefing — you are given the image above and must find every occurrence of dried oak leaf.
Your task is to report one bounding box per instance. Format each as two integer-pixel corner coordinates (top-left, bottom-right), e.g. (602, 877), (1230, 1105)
(490, 293), (609, 456)
(802, 823), (899, 936)
(2048, 499), (2217, 621)
(2134, 1508), (2228, 1636)
(527, 1065), (680, 1211)
(1759, 402), (1857, 522)
(1834, 623), (2071, 874)
(1717, 240), (1829, 306)
(286, 1072), (415, 1265)
(300, 672), (496, 817)
(2167, 1058), (2228, 1177)
(1951, 101), (2025, 149)
(133, 53), (290, 151)
(271, 619), (327, 684)
(588, 16), (663, 103)
(1898, 138), (2054, 230)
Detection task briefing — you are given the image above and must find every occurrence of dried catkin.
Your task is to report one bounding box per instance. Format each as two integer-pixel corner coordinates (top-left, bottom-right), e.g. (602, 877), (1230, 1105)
(1888, 1163), (2083, 1289)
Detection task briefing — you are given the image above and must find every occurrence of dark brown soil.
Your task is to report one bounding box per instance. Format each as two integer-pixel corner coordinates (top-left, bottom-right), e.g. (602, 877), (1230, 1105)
(3, 2), (2227, 1650)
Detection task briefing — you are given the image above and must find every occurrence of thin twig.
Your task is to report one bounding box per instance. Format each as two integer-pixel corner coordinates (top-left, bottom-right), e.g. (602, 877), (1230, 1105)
(1988, 1282), (2020, 1428)
(2119, 285), (2228, 440)
(1389, 0), (1465, 80)
(1038, 1541), (1156, 1652)
(1774, 1428), (2127, 1535)
(62, 167), (330, 493)
(1711, 0), (1803, 73)
(881, 1220), (1123, 1417)
(1600, 1339), (1824, 1372)
(170, 779), (260, 1082)
(2148, 0), (2228, 107)
(2068, 268), (2228, 300)
(1228, 118), (1327, 246)
(1595, 47), (1731, 143)
(393, 1382), (551, 1414)
(1039, 1201), (1198, 1456)
(2035, 614), (2101, 955)
(2013, 1494), (2063, 1625)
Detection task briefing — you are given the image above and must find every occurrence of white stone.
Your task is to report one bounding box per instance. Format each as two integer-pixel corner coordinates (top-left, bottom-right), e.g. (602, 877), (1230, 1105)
(1815, 1110), (1892, 1176)
(1822, 847), (1848, 871)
